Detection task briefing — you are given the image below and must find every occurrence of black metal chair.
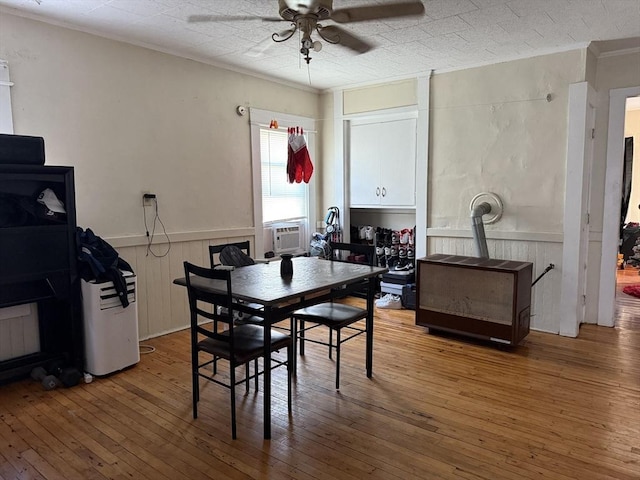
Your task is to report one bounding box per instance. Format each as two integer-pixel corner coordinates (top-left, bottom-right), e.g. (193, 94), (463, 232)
(208, 241), (253, 268)
(292, 242), (375, 389)
(209, 241), (264, 323)
(210, 241), (290, 333)
(184, 261), (292, 439)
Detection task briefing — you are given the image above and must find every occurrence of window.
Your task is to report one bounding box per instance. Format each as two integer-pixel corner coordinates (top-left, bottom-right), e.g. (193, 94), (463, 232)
(250, 108), (316, 255)
(260, 128), (307, 223)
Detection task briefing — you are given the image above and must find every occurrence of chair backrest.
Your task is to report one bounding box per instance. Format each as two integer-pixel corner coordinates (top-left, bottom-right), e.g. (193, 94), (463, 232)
(183, 261), (236, 345)
(208, 241), (251, 268)
(329, 242), (375, 266)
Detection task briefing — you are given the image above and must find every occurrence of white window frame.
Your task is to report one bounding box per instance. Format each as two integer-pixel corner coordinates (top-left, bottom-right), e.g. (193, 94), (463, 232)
(0, 60), (14, 134)
(250, 108), (317, 256)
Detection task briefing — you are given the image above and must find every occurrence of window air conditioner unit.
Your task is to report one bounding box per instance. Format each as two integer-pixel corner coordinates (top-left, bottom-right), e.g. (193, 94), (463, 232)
(273, 223), (303, 254)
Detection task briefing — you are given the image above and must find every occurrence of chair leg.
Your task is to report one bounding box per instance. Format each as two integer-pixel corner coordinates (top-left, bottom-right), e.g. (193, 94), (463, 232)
(254, 358), (259, 391)
(329, 329), (333, 359)
(287, 344), (293, 413)
(230, 364), (237, 439)
(335, 328), (341, 390)
(192, 369), (199, 419)
(192, 351), (199, 419)
(291, 317), (298, 376)
(245, 363), (249, 393)
(299, 319), (306, 356)
(213, 320), (218, 374)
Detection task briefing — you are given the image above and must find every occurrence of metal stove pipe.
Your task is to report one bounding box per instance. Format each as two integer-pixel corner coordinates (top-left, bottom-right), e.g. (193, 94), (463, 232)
(471, 202), (491, 258)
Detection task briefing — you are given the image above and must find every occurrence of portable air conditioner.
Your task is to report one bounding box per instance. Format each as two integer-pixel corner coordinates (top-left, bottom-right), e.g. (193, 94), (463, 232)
(273, 223), (303, 254)
(81, 272), (139, 376)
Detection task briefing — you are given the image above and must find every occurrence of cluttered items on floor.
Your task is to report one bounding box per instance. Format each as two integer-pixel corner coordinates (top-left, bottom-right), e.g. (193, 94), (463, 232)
(623, 284), (640, 298)
(349, 224), (417, 309)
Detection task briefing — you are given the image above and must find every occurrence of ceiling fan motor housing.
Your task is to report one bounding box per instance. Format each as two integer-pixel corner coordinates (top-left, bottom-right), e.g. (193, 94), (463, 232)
(279, 0), (332, 21)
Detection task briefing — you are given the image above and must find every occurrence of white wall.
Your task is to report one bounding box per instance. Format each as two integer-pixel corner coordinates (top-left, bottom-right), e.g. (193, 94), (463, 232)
(429, 50), (585, 233)
(591, 51), (640, 233)
(0, 13), (320, 239)
(426, 51), (587, 333)
(0, 13), (320, 339)
(3, 11), (637, 340)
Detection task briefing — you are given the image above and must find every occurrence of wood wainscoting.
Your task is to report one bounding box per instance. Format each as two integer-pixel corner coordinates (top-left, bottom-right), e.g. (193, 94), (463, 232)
(109, 231), (256, 340)
(427, 234), (563, 334)
(1, 296), (638, 480)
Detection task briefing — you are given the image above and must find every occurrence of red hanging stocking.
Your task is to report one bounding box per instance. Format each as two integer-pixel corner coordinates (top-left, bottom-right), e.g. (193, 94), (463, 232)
(286, 127), (296, 183)
(289, 128), (313, 183)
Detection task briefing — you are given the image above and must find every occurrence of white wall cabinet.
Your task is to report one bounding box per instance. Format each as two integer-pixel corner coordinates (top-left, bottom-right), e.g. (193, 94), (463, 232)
(349, 116), (417, 208)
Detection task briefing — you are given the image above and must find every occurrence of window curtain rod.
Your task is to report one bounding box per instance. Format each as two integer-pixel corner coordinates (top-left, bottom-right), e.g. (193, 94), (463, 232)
(256, 122), (317, 134)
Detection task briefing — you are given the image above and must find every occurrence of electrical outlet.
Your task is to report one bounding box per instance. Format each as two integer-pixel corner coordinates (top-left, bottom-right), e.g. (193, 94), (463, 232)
(142, 191), (155, 206)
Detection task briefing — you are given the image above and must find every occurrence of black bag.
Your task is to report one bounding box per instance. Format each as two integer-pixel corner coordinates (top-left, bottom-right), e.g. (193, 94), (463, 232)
(219, 245), (255, 267)
(76, 227), (134, 307)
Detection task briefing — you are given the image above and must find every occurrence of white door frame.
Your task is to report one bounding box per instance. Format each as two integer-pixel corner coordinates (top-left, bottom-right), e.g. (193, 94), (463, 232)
(598, 86), (640, 327)
(334, 76), (430, 254)
(560, 82), (596, 337)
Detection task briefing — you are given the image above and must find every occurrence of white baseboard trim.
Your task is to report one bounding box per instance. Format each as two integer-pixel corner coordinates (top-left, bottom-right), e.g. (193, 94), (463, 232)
(139, 324), (189, 342)
(531, 326), (560, 335)
(106, 227), (256, 248)
(426, 228), (563, 243)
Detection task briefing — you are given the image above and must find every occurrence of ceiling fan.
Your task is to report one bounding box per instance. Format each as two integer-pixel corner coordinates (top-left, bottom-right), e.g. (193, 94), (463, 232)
(189, 0), (426, 64)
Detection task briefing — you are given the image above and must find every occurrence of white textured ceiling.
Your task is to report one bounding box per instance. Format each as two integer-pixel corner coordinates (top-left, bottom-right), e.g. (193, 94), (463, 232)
(1, 0), (639, 91)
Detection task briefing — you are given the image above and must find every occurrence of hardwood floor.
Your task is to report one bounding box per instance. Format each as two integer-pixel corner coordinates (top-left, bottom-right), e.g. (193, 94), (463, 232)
(1, 293), (639, 480)
(616, 265), (640, 330)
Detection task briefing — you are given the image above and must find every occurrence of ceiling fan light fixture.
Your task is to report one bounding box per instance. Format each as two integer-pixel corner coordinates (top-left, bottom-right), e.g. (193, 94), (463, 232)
(279, 0), (332, 21)
(270, 0), (422, 62)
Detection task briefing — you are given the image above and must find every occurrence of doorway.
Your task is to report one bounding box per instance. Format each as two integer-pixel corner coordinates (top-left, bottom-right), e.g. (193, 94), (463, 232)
(615, 97), (640, 326)
(600, 88), (640, 327)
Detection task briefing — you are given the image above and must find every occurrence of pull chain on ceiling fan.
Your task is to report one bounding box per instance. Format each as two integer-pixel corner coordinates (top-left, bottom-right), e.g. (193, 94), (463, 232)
(188, 0), (426, 64)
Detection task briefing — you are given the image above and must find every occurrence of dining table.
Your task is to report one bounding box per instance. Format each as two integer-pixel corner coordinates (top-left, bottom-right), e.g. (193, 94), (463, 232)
(173, 255), (386, 439)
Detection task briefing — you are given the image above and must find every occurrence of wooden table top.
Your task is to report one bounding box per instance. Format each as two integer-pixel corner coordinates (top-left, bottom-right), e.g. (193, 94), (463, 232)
(174, 256), (385, 306)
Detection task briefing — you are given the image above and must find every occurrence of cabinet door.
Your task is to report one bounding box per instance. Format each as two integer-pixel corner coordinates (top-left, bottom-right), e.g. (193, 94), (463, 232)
(379, 117), (416, 207)
(350, 121), (383, 206)
(349, 116), (417, 208)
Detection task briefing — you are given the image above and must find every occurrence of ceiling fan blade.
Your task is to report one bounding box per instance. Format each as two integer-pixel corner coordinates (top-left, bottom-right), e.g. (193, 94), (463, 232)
(331, 1), (425, 23)
(187, 15), (283, 23)
(319, 25), (373, 54)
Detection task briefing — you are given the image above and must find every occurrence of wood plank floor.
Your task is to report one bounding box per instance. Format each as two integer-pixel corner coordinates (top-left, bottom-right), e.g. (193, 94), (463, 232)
(1, 285), (639, 480)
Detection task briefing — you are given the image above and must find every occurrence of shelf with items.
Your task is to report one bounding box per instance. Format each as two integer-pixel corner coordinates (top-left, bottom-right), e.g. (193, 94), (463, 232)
(349, 223), (416, 271)
(0, 164), (82, 384)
